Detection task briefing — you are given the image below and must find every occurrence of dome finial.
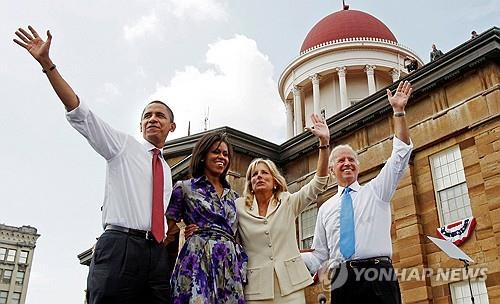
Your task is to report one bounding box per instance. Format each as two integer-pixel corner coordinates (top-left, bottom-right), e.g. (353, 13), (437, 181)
(343, 0), (349, 10)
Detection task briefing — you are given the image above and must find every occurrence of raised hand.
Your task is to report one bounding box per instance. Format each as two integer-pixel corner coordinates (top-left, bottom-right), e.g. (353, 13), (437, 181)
(14, 26), (52, 65)
(308, 113), (330, 144)
(386, 80), (412, 112)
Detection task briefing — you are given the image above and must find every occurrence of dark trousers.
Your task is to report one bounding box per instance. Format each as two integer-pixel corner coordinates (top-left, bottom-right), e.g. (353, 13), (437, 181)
(86, 230), (173, 304)
(330, 260), (401, 304)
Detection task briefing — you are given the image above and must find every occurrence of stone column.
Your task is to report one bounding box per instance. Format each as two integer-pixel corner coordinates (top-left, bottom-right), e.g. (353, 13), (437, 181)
(285, 99), (294, 138)
(337, 67), (349, 109)
(365, 65), (376, 95)
(310, 73), (321, 114)
(293, 86), (303, 134)
(391, 69), (400, 82)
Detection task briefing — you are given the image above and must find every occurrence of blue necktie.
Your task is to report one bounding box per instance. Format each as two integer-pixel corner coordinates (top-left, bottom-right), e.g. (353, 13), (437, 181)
(340, 187), (355, 259)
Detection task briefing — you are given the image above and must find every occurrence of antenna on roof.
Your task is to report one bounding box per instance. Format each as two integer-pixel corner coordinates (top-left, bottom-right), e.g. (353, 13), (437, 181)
(343, 0), (349, 10)
(187, 121), (191, 136)
(203, 107), (210, 131)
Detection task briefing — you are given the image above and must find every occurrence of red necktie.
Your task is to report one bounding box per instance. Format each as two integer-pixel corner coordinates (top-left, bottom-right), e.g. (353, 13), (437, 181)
(151, 148), (164, 243)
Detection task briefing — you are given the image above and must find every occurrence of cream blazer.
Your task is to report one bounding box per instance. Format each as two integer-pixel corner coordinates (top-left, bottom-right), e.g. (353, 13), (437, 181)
(236, 174), (328, 301)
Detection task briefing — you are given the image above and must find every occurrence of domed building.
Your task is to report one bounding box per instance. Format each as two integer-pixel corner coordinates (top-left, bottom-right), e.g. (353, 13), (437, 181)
(279, 6), (423, 138)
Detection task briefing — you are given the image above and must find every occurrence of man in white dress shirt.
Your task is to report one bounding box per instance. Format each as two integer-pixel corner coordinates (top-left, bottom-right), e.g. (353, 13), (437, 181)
(303, 81), (413, 304)
(14, 26), (177, 303)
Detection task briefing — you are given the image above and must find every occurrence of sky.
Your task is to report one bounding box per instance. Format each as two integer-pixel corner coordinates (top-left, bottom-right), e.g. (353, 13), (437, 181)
(0, 0), (498, 302)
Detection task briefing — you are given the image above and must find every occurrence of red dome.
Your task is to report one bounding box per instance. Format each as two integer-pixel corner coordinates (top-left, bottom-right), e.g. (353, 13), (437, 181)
(300, 9), (397, 53)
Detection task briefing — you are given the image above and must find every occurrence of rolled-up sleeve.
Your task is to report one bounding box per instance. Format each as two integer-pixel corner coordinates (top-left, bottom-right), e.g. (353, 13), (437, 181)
(370, 136), (413, 202)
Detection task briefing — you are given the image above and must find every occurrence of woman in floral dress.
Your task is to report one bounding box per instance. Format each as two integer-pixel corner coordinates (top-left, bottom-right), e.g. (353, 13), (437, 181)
(166, 132), (247, 304)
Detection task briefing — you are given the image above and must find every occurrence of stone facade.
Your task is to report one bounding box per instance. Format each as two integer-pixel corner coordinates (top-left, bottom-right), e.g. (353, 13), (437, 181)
(0, 224), (40, 304)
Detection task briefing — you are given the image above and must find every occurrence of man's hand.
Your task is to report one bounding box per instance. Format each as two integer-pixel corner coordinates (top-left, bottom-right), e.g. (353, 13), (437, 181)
(14, 26), (53, 67)
(386, 80), (412, 112)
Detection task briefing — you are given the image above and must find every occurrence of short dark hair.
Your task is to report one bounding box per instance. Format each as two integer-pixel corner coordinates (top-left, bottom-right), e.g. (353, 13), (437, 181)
(141, 100), (174, 122)
(190, 132), (233, 188)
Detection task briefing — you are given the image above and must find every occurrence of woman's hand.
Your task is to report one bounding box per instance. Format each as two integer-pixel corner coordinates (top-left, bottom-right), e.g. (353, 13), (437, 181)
(184, 224), (199, 238)
(307, 113), (330, 145)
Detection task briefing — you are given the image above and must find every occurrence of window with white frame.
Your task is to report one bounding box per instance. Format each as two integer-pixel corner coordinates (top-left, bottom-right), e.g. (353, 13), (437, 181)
(299, 205), (318, 249)
(6, 250), (16, 263)
(430, 146), (472, 225)
(450, 279), (489, 304)
(0, 291), (7, 304)
(0, 248), (6, 261)
(18, 251), (28, 264)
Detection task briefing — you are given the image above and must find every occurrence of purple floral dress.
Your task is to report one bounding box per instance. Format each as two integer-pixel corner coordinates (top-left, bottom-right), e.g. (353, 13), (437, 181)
(166, 176), (247, 304)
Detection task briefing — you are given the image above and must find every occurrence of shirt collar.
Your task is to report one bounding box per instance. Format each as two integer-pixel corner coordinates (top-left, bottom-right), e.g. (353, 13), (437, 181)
(338, 181), (361, 195)
(142, 140), (164, 156)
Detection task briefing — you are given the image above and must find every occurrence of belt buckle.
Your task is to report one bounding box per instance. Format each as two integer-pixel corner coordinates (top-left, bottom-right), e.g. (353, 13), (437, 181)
(374, 258), (380, 264)
(145, 230), (150, 240)
(348, 261), (355, 268)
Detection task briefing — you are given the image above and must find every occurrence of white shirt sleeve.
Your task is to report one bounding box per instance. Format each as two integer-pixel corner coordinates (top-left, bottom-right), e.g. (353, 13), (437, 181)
(66, 101), (127, 160)
(369, 136), (413, 202)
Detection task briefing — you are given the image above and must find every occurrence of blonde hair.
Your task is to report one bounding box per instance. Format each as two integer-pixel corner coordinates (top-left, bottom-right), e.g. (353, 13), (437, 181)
(243, 158), (288, 208)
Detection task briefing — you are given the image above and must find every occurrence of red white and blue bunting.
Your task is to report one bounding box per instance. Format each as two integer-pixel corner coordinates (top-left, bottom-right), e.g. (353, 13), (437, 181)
(436, 217), (476, 246)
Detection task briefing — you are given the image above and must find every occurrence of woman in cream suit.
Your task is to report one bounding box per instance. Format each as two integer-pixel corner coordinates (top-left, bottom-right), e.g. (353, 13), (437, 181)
(236, 113), (330, 303)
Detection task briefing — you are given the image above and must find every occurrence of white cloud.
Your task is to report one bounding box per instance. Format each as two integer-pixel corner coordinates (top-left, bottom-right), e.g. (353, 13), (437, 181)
(169, 0), (228, 21)
(95, 82), (121, 104)
(104, 82), (121, 96)
(123, 11), (159, 41)
(148, 35), (286, 143)
(123, 0), (227, 41)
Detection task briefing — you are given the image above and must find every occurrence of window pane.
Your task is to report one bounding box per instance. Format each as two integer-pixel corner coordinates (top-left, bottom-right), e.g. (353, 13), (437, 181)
(440, 154), (447, 166)
(6, 249), (16, 262)
(300, 207), (318, 248)
(450, 280), (489, 304)
(19, 251), (29, 264)
(442, 165), (450, 176)
(2, 269), (12, 283)
(301, 237), (313, 249)
(431, 147), (472, 225)
(0, 248), (6, 261)
(0, 291), (7, 304)
(435, 167), (442, 179)
(16, 271), (25, 285)
(11, 292), (21, 304)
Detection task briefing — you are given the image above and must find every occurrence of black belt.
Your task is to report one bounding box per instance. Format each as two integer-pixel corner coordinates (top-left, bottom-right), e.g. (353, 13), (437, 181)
(194, 227), (237, 244)
(345, 256), (392, 268)
(105, 224), (154, 241)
